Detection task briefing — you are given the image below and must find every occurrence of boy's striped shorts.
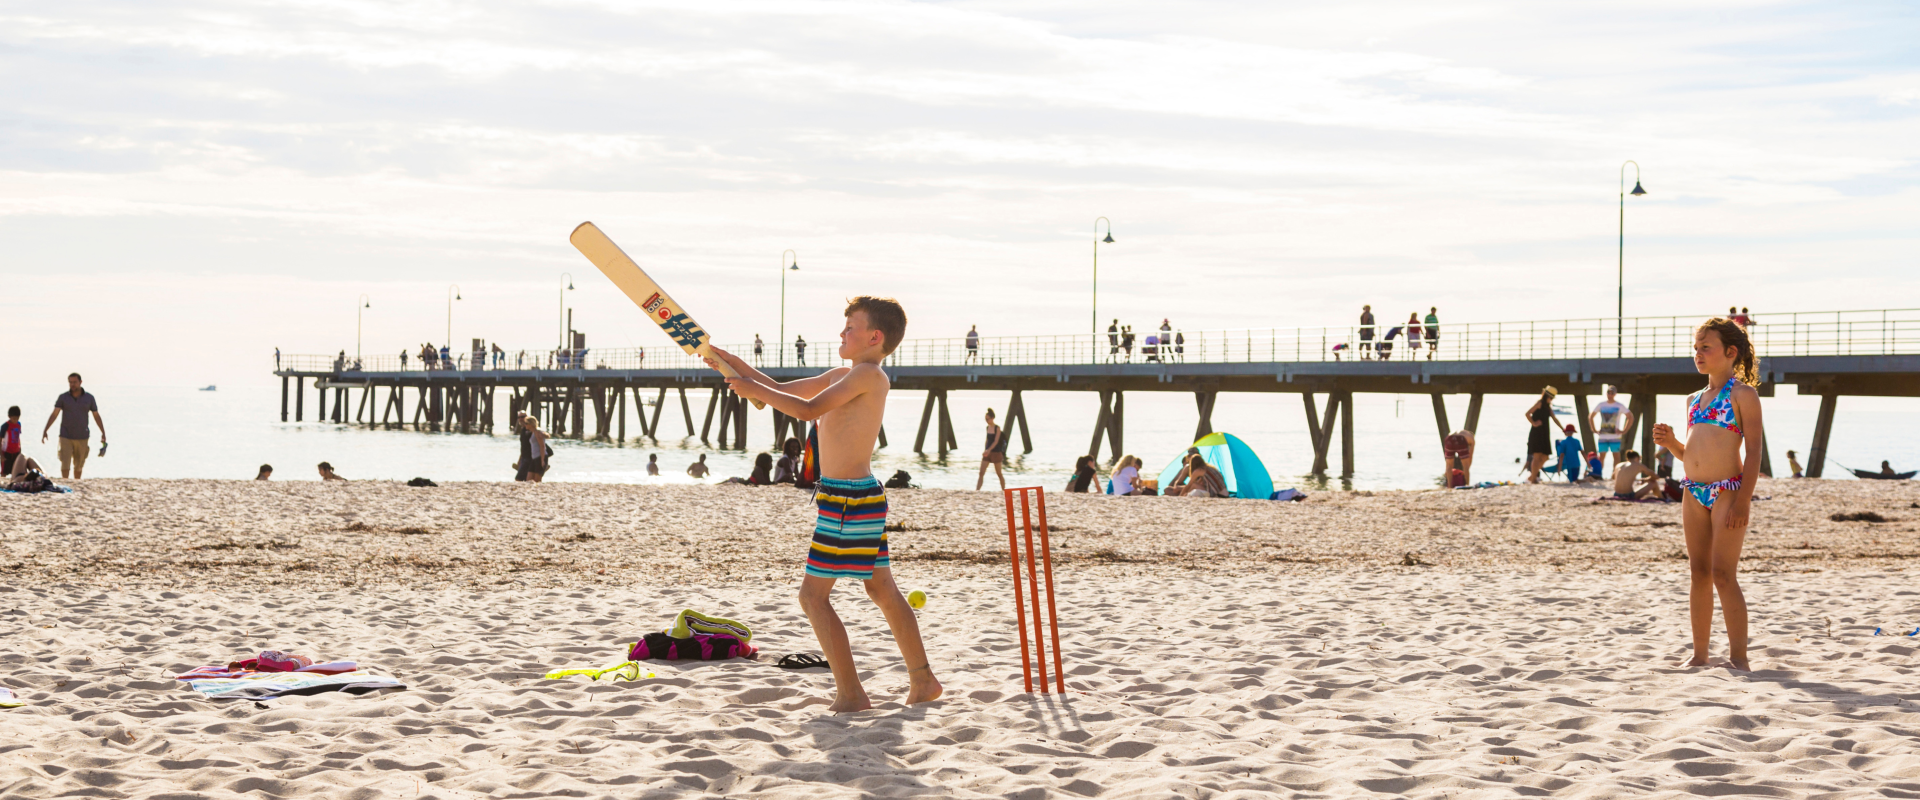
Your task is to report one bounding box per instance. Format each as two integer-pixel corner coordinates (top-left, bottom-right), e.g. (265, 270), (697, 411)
(806, 476), (889, 580)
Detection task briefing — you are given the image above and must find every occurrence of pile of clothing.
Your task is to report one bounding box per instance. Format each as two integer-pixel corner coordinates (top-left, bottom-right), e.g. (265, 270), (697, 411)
(545, 610), (757, 682)
(173, 650), (404, 700)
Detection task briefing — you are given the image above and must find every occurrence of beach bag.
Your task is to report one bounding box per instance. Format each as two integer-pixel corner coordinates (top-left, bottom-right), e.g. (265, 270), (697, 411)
(630, 632), (754, 661)
(1447, 468), (1467, 489)
(884, 470), (912, 489)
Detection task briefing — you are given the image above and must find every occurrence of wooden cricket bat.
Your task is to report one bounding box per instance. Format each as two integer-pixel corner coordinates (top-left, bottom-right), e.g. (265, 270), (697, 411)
(569, 221), (766, 409)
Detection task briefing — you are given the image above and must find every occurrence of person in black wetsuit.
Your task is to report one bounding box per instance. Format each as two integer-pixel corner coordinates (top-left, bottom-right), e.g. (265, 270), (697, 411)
(1524, 387), (1563, 484)
(976, 408), (1010, 490)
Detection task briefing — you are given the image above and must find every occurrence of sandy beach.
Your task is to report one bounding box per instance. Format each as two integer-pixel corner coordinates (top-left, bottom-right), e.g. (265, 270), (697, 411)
(2, 479), (1917, 798)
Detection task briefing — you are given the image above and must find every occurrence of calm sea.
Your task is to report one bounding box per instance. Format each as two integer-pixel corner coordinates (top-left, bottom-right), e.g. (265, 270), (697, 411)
(3, 382), (1913, 490)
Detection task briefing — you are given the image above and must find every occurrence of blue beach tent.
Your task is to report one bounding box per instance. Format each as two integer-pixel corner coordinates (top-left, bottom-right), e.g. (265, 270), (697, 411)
(1155, 432), (1274, 499)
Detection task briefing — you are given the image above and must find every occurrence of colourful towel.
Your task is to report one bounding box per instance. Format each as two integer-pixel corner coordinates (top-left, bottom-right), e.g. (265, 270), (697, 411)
(0, 688), (21, 708)
(175, 661), (359, 681)
(667, 609), (753, 643)
(183, 672), (404, 700)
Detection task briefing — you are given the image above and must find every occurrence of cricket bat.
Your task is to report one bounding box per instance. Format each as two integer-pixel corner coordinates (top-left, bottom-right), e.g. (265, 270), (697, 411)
(569, 221), (766, 409)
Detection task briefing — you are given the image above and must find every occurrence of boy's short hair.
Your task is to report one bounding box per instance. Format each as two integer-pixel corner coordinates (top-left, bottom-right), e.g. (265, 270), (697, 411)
(6, 406), (18, 417)
(845, 296), (907, 355)
(68, 372), (82, 381)
(1624, 450), (1640, 461)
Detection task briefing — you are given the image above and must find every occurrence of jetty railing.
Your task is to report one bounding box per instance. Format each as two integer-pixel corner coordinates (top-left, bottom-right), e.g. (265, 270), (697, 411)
(280, 307), (1920, 374)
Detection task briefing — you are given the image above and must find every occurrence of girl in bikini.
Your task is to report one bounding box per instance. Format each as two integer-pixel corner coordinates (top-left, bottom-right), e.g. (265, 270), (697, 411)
(1652, 318), (1765, 671)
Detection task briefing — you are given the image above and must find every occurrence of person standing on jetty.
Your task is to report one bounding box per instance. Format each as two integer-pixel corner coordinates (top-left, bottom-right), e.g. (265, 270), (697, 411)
(707, 296), (942, 712)
(1424, 307), (1440, 359)
(965, 325), (980, 363)
(42, 373), (105, 480)
(1358, 305), (1375, 359)
(1653, 317), (1765, 672)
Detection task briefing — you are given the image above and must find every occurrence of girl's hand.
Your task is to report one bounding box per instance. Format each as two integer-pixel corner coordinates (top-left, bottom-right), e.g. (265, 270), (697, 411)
(1651, 423), (1676, 449)
(1724, 495), (1751, 533)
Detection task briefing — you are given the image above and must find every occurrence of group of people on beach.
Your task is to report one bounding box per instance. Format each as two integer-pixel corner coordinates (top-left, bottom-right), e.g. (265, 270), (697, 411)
(0, 373), (106, 490)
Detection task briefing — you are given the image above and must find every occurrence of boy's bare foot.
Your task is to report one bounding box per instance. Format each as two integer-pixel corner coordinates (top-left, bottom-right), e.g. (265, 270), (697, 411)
(905, 665), (943, 705)
(827, 692), (873, 713)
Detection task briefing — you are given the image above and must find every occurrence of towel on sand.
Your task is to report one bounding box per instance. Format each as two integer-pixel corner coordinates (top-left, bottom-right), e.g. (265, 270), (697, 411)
(183, 672), (404, 700)
(0, 688), (21, 708)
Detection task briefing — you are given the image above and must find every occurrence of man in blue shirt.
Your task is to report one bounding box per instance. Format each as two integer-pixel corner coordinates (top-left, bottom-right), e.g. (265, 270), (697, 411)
(1554, 424), (1584, 481)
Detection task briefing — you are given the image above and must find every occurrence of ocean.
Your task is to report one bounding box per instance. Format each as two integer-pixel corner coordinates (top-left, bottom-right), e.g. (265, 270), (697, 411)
(4, 381), (1914, 490)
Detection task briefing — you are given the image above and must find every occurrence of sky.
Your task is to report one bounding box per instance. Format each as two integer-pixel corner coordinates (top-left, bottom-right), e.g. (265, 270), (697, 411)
(2, 0), (1916, 388)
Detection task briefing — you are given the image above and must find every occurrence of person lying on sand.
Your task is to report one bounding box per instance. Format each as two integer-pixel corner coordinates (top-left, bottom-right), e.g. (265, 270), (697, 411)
(2, 454), (46, 488)
(708, 295), (942, 713)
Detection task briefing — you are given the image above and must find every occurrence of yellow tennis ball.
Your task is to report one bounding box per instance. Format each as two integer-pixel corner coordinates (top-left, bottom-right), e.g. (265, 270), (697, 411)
(907, 589), (927, 609)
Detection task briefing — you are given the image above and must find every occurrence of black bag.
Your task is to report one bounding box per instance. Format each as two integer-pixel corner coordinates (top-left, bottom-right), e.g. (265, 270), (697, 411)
(883, 469), (913, 489)
(407, 477), (438, 487)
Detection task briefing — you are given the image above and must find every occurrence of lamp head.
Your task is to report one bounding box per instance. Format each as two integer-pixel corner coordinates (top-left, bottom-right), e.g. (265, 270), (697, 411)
(363, 300), (370, 308)
(566, 281), (575, 290)
(456, 292), (463, 301)
(1102, 233), (1115, 244)
(1630, 182), (1647, 196)
(789, 261), (799, 271)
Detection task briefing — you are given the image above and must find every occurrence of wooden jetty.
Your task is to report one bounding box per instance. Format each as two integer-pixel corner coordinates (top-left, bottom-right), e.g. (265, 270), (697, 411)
(276, 308), (1920, 478)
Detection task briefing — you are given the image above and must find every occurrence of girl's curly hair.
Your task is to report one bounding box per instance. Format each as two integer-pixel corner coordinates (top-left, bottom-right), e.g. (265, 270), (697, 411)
(1699, 317), (1760, 387)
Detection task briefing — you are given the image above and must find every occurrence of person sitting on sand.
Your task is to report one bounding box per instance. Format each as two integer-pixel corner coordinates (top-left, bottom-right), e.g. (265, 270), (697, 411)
(255, 464), (272, 481)
(774, 438), (802, 484)
(317, 462), (347, 481)
(749, 453), (774, 485)
(687, 453), (711, 479)
(1610, 450), (1659, 500)
(1162, 447), (1204, 495)
(1177, 454), (1227, 498)
(1067, 455), (1097, 493)
(1109, 455), (1144, 496)
(646, 453), (660, 477)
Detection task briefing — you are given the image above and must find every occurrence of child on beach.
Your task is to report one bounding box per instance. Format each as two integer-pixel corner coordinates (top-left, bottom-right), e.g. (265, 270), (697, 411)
(1652, 318), (1766, 671)
(707, 296), (942, 712)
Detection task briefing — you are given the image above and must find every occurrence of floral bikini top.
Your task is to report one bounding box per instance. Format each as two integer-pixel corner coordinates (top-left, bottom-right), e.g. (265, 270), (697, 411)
(1687, 379), (1743, 436)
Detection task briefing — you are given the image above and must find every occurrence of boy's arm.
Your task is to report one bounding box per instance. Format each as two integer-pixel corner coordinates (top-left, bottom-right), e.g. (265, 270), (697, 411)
(706, 346), (846, 399)
(727, 363), (884, 422)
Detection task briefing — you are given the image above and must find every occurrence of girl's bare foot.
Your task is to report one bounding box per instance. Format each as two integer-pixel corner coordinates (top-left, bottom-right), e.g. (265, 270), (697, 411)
(1681, 655), (1709, 668)
(905, 664), (944, 705)
(826, 692), (872, 713)
(1728, 658), (1751, 672)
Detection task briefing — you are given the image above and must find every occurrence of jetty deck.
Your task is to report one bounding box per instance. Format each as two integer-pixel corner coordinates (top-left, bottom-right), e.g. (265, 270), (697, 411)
(276, 308), (1920, 478)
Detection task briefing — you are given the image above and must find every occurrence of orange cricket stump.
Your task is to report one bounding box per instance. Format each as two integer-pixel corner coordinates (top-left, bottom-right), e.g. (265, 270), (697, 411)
(1003, 486), (1065, 694)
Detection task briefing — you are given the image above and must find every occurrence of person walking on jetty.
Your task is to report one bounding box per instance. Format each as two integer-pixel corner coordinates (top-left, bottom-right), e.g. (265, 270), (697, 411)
(42, 373), (105, 480)
(1107, 319), (1120, 361)
(753, 334), (764, 366)
(1522, 386), (1563, 484)
(1424, 307), (1440, 359)
(1120, 325), (1135, 362)
(1653, 317), (1766, 671)
(1406, 313), (1423, 357)
(706, 295), (942, 712)
(976, 408), (1009, 490)
(965, 325), (979, 363)
(1590, 385), (1634, 474)
(1358, 305), (1375, 359)
(794, 335), (807, 367)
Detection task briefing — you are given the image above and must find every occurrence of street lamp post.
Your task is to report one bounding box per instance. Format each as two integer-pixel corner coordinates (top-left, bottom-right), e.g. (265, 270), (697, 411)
(1092, 217), (1114, 361)
(1618, 161), (1646, 358)
(356, 294), (370, 363)
(446, 284), (462, 361)
(558, 272), (574, 352)
(780, 250), (798, 368)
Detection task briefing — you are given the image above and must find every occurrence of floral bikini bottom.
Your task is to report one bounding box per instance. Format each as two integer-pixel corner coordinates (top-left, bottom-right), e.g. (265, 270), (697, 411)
(1679, 475), (1742, 509)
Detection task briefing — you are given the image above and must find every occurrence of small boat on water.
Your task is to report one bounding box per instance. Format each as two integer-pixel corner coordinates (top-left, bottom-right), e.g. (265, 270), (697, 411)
(1851, 469), (1916, 480)
(199, 385), (217, 392)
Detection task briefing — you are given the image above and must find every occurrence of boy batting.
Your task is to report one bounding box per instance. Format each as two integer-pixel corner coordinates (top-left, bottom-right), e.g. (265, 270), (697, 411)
(707, 296), (943, 712)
